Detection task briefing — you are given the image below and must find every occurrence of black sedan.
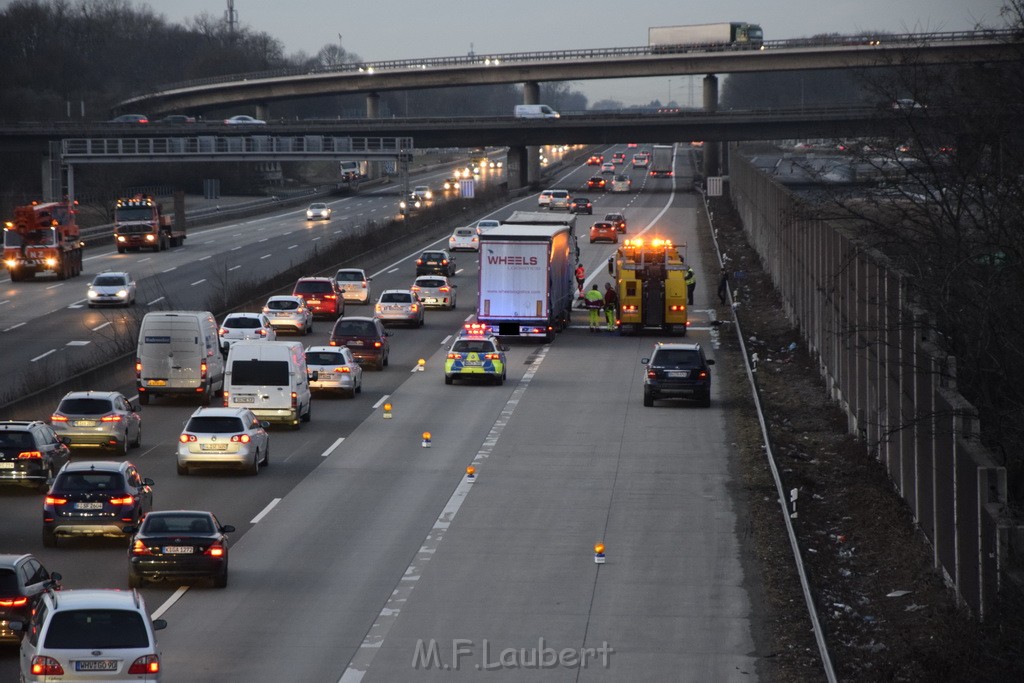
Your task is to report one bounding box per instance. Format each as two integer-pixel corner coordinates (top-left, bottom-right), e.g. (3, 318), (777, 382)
(570, 197), (593, 214)
(128, 510), (234, 588)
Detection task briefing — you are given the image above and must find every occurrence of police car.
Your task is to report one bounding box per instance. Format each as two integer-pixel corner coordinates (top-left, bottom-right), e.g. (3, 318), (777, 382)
(444, 324), (508, 385)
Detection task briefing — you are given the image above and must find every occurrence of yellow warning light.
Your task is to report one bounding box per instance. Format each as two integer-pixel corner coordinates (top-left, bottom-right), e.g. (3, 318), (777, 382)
(422, 432), (431, 440)
(418, 358), (425, 366)
(383, 403), (392, 412)
(594, 542), (605, 554)
(466, 465), (476, 476)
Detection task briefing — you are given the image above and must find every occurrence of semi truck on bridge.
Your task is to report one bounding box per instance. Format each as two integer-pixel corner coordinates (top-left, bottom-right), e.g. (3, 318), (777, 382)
(649, 22), (764, 51)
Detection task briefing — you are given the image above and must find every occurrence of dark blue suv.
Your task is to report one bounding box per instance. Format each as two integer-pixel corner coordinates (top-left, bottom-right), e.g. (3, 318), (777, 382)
(642, 342), (715, 407)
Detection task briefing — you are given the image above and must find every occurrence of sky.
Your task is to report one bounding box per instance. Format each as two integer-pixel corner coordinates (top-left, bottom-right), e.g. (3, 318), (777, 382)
(96, 0), (1016, 105)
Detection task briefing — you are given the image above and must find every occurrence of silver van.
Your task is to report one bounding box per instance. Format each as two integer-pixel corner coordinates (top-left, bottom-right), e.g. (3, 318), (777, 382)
(136, 311), (224, 405)
(224, 341), (313, 428)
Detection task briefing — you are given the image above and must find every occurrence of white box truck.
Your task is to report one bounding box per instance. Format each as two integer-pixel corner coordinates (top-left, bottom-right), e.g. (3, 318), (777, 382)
(478, 224), (574, 341)
(649, 144), (675, 177)
(649, 23), (763, 50)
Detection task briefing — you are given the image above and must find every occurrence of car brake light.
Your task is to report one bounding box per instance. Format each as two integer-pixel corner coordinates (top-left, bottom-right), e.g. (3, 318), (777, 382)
(416, 259), (423, 265)
(219, 328), (228, 335)
(44, 496), (67, 505)
(361, 281), (367, 288)
(485, 353), (501, 360)
(128, 655), (160, 675)
(411, 286), (420, 292)
(258, 329), (267, 336)
(0, 596), (28, 607)
(17, 450), (42, 459)
(110, 496), (135, 505)
(230, 434), (251, 443)
(179, 434), (197, 443)
(291, 392), (297, 408)
(336, 366), (351, 373)
(135, 359), (142, 377)
(447, 353), (458, 359)
(373, 341), (382, 348)
(329, 340), (338, 346)
(325, 294), (336, 300)
(205, 542), (225, 557)
(410, 304), (418, 311)
(648, 371), (658, 379)
(101, 414), (123, 422)
(31, 656), (64, 676)
(200, 360), (208, 379)
(222, 392), (229, 406)
(131, 540), (152, 556)
(697, 370), (708, 379)
(441, 259), (448, 265)
(51, 414), (68, 422)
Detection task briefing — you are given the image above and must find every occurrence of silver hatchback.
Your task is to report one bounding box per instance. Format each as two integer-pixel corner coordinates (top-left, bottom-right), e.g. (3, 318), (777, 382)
(176, 407), (270, 476)
(334, 268), (373, 304)
(375, 289), (424, 327)
(262, 295), (313, 334)
(412, 275), (457, 310)
(86, 271), (136, 307)
(50, 391), (142, 455)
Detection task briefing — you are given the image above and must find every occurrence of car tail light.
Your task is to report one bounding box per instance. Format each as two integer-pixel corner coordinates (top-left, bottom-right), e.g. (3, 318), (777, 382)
(110, 495), (135, 505)
(485, 353), (501, 360)
(410, 304), (418, 312)
(441, 259), (448, 265)
(44, 496), (67, 506)
(648, 371), (658, 379)
(131, 540), (153, 556)
(205, 542), (225, 557)
(622, 304), (637, 312)
(135, 359), (142, 377)
(17, 450), (42, 459)
(180, 434), (197, 443)
(100, 413), (123, 422)
(51, 414), (68, 422)
(336, 366), (351, 373)
(128, 655), (160, 675)
(200, 360), (208, 380)
(258, 329), (267, 336)
(291, 392), (297, 409)
(0, 596), (28, 607)
(416, 259), (423, 265)
(325, 294), (336, 300)
(669, 305), (684, 311)
(219, 327), (228, 335)
(439, 286), (450, 292)
(230, 434), (251, 443)
(411, 286), (420, 292)
(222, 392), (229, 406)
(361, 281), (367, 288)
(329, 340), (338, 346)
(373, 341), (382, 348)
(31, 656), (64, 676)
(447, 353), (459, 359)
(697, 370), (708, 379)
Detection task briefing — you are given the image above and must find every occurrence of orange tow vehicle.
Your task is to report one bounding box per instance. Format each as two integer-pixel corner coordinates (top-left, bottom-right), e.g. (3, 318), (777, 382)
(610, 237), (688, 335)
(113, 195), (186, 253)
(2, 200), (83, 281)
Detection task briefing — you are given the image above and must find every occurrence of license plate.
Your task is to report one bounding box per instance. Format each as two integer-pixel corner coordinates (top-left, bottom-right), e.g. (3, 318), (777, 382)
(74, 420), (97, 427)
(201, 443), (229, 451)
(163, 546), (194, 554)
(425, 298), (438, 304)
(347, 340), (364, 346)
(307, 299), (321, 304)
(463, 361), (481, 367)
(75, 502), (103, 510)
(234, 396), (255, 404)
(147, 379), (167, 386)
(0, 462), (14, 469)
(666, 371), (688, 378)
(318, 373), (335, 379)
(76, 660), (118, 672)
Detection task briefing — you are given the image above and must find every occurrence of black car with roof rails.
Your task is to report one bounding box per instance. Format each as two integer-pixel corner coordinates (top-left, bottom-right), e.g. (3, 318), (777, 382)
(0, 421), (70, 491)
(415, 250), (456, 277)
(0, 554), (61, 643)
(642, 342), (715, 407)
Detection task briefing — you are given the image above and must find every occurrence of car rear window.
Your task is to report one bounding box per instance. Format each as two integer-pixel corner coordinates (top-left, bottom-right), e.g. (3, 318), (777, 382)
(0, 432), (35, 449)
(453, 340), (495, 353)
(653, 350), (702, 368)
(267, 299), (299, 311)
(335, 271), (364, 282)
(55, 472), (124, 491)
(605, 214), (623, 221)
(333, 320), (377, 336)
(44, 609), (150, 649)
(454, 229), (473, 236)
(144, 514), (212, 534)
(295, 281), (332, 294)
(185, 416), (245, 433)
(422, 252), (444, 260)
(224, 317), (261, 329)
(381, 292), (412, 303)
(0, 569), (19, 592)
(551, 191), (569, 198)
(92, 276), (125, 286)
(230, 360), (290, 386)
(417, 279), (445, 288)
(306, 351), (344, 365)
(57, 398), (114, 415)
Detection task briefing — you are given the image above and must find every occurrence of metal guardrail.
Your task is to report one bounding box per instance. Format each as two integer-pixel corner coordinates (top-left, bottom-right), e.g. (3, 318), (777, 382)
(61, 136), (414, 161)
(126, 29), (1021, 100)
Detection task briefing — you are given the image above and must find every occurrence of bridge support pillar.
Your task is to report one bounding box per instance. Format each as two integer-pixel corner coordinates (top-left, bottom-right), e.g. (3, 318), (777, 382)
(521, 82), (541, 187)
(255, 102), (270, 122)
(366, 93), (382, 180)
(507, 146), (529, 190)
(702, 74), (721, 179)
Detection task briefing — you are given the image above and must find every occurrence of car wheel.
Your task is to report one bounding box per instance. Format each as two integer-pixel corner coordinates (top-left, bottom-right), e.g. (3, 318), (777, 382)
(356, 379), (362, 394)
(301, 402), (312, 423)
(262, 447), (270, 467)
(176, 462), (188, 476)
(699, 393), (712, 408)
(383, 353), (389, 368)
(139, 392), (150, 406)
(117, 437), (128, 458)
(643, 389), (655, 407)
(213, 565), (229, 589)
(42, 528), (56, 547)
(418, 316), (424, 327)
(494, 374), (504, 386)
(128, 571), (144, 589)
(445, 375), (453, 385)
(117, 246), (126, 254)
(248, 454), (260, 476)
(374, 356), (384, 371)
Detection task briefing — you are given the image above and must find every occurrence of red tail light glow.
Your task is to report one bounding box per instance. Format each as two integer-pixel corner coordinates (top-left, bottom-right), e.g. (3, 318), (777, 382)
(0, 596), (28, 607)
(329, 340), (338, 346)
(135, 359), (142, 377)
(31, 657), (64, 676)
(230, 434), (251, 443)
(373, 341), (382, 348)
(439, 287), (450, 292)
(128, 655), (160, 675)
(484, 353), (501, 360)
(180, 434), (196, 443)
(51, 414), (68, 422)
(131, 540), (152, 556)
(336, 366), (351, 373)
(100, 414), (123, 422)
(291, 392), (297, 408)
(205, 542), (225, 557)
(200, 361), (208, 379)
(44, 496), (67, 506)
(109, 496), (135, 505)
(17, 451), (42, 459)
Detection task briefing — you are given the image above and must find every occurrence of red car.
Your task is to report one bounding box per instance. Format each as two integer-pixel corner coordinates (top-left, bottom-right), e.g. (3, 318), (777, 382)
(587, 155), (604, 166)
(589, 222), (618, 244)
(292, 277), (345, 319)
(587, 176), (606, 190)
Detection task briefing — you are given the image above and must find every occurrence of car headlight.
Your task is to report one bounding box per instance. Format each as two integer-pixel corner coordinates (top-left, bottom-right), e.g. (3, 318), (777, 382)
(306, 211), (314, 217)
(116, 235), (126, 242)
(400, 201), (407, 209)
(116, 289), (128, 298)
(145, 234), (155, 241)
(87, 289), (98, 298)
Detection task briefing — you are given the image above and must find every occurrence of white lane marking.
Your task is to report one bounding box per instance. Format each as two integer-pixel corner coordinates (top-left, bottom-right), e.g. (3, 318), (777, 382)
(259, 238), (269, 243)
(232, 232), (242, 237)
(191, 279), (206, 286)
(148, 297), (165, 305)
(312, 237), (321, 241)
(231, 246), (243, 251)
(371, 394), (390, 409)
(322, 437), (345, 457)
(66, 340), (90, 347)
(370, 234), (451, 279)
(67, 302), (85, 309)
(162, 267), (176, 273)
(340, 345), (550, 683)
(463, 314), (473, 322)
(199, 255), (212, 261)
(229, 265), (241, 271)
(151, 586), (188, 620)
(440, 334), (451, 346)
(455, 268), (464, 274)
(387, 268), (398, 273)
(0, 300), (9, 305)
(260, 254), (271, 260)
(4, 323), (25, 332)
(139, 257), (152, 263)
(92, 322), (111, 331)
(46, 283), (64, 290)
(250, 498), (281, 524)
(31, 350), (56, 361)
(288, 245), (298, 250)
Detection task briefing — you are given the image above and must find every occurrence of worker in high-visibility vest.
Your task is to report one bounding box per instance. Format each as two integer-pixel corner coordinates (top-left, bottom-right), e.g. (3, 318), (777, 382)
(584, 285), (604, 331)
(685, 267), (696, 305)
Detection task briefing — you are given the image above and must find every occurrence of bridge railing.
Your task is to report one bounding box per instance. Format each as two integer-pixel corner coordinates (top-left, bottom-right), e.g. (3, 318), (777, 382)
(130, 29), (1021, 101)
(61, 136), (414, 160)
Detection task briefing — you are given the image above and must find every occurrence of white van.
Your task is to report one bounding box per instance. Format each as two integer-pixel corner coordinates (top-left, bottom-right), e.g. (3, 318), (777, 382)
(136, 311), (224, 405)
(224, 340), (313, 428)
(514, 104), (560, 119)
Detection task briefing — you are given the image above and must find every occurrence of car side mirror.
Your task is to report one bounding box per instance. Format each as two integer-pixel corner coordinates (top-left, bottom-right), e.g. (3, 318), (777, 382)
(49, 571), (63, 583)
(309, 370), (319, 382)
(501, 345), (510, 352)
(640, 357), (650, 364)
(60, 436), (72, 445)
(221, 524), (236, 533)
(260, 421), (271, 429)
(143, 477), (155, 486)
(706, 359), (715, 365)
(122, 526), (137, 535)
(152, 618), (168, 631)
(8, 620), (24, 633)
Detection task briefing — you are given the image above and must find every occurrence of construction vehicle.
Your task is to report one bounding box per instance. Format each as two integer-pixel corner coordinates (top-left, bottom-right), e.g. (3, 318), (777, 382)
(113, 195), (186, 253)
(609, 237), (688, 335)
(2, 200), (83, 281)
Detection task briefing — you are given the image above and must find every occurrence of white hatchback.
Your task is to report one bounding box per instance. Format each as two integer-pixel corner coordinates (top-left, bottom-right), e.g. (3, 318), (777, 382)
(448, 227), (479, 252)
(334, 268), (373, 304)
(305, 345), (363, 397)
(219, 312), (276, 353)
(538, 190), (554, 207)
